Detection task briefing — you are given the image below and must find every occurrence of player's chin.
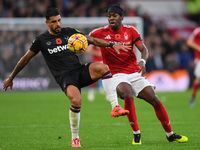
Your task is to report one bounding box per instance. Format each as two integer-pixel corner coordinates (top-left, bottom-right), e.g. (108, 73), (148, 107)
(55, 29), (61, 34)
(110, 25), (118, 30)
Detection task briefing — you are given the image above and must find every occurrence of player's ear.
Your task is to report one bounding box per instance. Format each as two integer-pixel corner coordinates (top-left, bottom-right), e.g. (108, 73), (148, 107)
(120, 15), (124, 21)
(45, 20), (49, 26)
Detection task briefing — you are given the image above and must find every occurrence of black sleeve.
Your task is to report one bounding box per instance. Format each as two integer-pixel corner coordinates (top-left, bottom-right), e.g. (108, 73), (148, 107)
(65, 27), (85, 36)
(30, 37), (41, 54)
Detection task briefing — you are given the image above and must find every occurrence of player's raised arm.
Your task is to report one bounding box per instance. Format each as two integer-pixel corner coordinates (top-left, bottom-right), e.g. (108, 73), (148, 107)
(86, 35), (131, 54)
(3, 50), (36, 91)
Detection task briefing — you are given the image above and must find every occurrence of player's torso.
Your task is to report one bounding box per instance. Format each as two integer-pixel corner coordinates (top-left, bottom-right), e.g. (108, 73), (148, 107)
(194, 30), (200, 59)
(38, 28), (81, 76)
(91, 25), (140, 74)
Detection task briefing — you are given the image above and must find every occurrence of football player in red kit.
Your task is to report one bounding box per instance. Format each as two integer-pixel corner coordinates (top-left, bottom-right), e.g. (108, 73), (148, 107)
(187, 27), (200, 107)
(89, 4), (188, 144)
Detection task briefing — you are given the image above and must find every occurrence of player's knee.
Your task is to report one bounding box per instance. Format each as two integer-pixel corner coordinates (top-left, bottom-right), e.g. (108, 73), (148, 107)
(117, 89), (133, 99)
(95, 63), (109, 75)
(119, 92), (132, 99)
(149, 95), (160, 105)
(101, 64), (109, 73)
(70, 97), (82, 107)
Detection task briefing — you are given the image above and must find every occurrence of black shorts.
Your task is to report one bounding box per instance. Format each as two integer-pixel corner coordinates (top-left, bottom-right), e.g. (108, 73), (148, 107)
(56, 63), (96, 92)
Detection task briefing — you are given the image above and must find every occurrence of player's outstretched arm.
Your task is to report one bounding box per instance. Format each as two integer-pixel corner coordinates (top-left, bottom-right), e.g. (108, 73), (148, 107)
(86, 35), (131, 54)
(3, 50), (36, 91)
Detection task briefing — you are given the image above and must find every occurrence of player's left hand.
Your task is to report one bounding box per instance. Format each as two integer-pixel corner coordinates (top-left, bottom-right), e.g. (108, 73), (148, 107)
(138, 61), (146, 77)
(113, 44), (131, 54)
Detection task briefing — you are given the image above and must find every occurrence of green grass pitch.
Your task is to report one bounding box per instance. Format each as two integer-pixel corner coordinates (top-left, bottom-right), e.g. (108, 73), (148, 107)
(0, 89), (199, 150)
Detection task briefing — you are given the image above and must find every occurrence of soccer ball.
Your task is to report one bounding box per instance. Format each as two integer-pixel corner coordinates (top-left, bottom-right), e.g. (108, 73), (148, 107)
(68, 33), (88, 54)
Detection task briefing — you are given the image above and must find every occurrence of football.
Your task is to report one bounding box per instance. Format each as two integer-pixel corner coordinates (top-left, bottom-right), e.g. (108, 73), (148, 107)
(67, 33), (88, 54)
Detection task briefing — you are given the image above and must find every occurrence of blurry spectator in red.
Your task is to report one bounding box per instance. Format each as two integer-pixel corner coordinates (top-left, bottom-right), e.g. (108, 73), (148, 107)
(85, 45), (104, 101)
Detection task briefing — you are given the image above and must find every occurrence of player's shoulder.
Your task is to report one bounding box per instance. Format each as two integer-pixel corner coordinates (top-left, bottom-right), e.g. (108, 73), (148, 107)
(90, 25), (109, 33)
(34, 31), (48, 41)
(62, 27), (83, 36)
(123, 24), (140, 34)
(193, 27), (200, 34)
(62, 27), (76, 32)
(123, 24), (137, 30)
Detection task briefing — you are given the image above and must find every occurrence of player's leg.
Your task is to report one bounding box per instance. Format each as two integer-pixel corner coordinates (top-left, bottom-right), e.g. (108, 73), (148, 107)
(190, 78), (200, 106)
(190, 61), (200, 106)
(89, 62), (129, 117)
(65, 85), (81, 147)
(116, 82), (141, 145)
(138, 86), (188, 143)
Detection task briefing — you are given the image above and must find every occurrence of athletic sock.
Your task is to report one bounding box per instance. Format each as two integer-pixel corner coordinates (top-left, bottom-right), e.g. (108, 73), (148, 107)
(191, 82), (199, 98)
(102, 71), (118, 109)
(166, 131), (174, 137)
(153, 101), (172, 133)
(69, 105), (81, 140)
(124, 97), (140, 132)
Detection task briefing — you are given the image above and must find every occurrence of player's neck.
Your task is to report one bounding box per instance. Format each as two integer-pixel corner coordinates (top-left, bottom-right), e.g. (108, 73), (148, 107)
(48, 29), (59, 36)
(110, 24), (123, 31)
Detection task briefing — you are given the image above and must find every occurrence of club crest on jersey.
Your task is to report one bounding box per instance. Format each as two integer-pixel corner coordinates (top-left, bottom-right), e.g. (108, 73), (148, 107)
(115, 34), (121, 40)
(124, 33), (128, 40)
(56, 38), (62, 44)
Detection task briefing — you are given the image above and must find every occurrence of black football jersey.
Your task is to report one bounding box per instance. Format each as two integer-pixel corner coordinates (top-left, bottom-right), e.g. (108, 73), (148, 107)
(30, 27), (83, 78)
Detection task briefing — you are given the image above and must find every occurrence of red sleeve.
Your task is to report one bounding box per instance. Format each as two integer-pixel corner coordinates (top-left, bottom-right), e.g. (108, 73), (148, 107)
(131, 27), (143, 44)
(89, 28), (101, 38)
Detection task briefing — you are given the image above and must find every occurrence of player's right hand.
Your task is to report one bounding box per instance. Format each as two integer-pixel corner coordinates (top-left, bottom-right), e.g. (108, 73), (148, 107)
(3, 78), (13, 91)
(113, 44), (131, 54)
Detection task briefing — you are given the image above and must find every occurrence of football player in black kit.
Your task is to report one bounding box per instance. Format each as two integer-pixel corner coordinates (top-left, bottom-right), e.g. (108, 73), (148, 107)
(3, 8), (131, 147)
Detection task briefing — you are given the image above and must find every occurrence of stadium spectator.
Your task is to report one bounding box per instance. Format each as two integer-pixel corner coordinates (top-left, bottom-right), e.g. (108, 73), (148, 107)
(178, 43), (193, 70)
(187, 27), (200, 107)
(2, 8), (130, 147)
(89, 4), (188, 144)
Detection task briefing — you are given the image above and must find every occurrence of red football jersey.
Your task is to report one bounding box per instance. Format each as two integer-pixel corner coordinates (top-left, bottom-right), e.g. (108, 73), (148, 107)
(89, 25), (142, 75)
(190, 27), (200, 60)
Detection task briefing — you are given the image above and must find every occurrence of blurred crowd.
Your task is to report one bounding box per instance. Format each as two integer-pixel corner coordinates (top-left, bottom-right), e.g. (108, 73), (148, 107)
(1, 0), (120, 17)
(0, 0), (197, 85)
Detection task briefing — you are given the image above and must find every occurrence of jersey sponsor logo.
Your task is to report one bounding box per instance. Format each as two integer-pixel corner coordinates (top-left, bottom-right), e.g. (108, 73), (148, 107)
(47, 44), (68, 54)
(105, 35), (111, 39)
(56, 38), (62, 44)
(107, 41), (130, 46)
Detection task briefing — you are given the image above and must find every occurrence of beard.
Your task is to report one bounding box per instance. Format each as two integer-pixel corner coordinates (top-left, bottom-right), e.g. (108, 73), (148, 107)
(52, 26), (61, 34)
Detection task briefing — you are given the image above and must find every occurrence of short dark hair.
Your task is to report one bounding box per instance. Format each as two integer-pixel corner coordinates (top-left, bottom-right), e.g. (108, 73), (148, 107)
(45, 7), (60, 20)
(106, 4), (124, 16)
